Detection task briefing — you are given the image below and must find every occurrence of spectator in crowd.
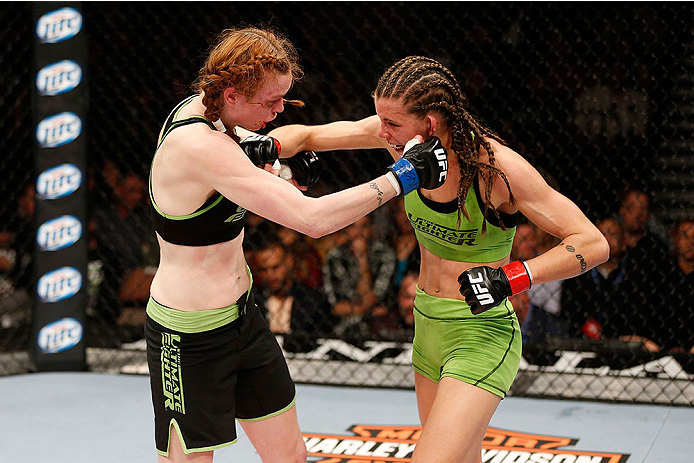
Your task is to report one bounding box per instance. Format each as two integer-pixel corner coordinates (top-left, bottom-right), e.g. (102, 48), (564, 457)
(511, 221), (568, 343)
(276, 226), (324, 290)
(254, 236), (334, 352)
(668, 220), (694, 353)
(91, 170), (158, 329)
(619, 187), (670, 263)
(613, 188), (674, 349)
(244, 218), (323, 290)
(116, 174), (159, 302)
(242, 214), (274, 285)
(389, 198), (420, 287)
(508, 291), (534, 345)
(370, 270), (418, 342)
(322, 214), (396, 340)
(0, 182), (34, 329)
(563, 217), (663, 350)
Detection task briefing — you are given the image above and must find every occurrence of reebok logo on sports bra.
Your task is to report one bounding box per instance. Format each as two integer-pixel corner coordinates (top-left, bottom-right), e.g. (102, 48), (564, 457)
(225, 206), (246, 223)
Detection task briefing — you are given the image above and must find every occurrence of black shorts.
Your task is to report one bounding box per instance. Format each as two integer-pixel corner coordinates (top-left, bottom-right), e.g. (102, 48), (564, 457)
(145, 292), (296, 456)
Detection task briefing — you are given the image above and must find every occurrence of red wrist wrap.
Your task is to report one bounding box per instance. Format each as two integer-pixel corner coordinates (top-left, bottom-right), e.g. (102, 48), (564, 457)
(273, 138), (282, 155)
(502, 261), (532, 295)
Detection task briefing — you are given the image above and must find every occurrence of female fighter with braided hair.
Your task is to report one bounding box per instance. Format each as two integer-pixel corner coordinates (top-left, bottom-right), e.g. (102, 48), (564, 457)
(147, 32), (447, 463)
(269, 55), (609, 462)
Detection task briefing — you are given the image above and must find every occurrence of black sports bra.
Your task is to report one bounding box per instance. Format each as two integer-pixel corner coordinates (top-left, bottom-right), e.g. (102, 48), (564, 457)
(149, 96), (247, 246)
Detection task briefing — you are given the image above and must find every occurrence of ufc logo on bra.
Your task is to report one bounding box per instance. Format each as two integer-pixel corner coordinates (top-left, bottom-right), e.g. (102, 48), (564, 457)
(467, 272), (495, 305)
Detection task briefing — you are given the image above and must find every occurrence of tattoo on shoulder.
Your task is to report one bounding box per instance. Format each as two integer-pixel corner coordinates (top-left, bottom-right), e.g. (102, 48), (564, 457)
(369, 182), (384, 207)
(562, 243), (587, 273)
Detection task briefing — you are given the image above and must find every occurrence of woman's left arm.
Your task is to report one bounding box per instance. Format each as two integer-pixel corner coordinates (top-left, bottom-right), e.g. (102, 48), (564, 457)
(499, 147), (609, 285)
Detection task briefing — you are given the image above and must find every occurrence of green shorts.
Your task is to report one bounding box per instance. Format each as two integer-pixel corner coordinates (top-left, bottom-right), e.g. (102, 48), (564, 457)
(411, 287), (522, 398)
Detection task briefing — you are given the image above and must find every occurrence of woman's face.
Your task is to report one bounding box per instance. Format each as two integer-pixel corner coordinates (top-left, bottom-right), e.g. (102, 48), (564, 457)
(674, 221), (694, 262)
(374, 97), (429, 156)
(233, 72), (292, 130)
(598, 218), (625, 259)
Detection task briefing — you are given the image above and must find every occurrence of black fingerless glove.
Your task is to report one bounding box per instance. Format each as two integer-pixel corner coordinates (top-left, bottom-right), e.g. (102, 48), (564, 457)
(458, 261), (532, 315)
(386, 136), (448, 197)
(239, 135), (281, 166)
(279, 151), (322, 188)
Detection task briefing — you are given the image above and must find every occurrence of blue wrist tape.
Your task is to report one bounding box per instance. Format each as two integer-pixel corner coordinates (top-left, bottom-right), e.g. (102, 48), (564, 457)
(389, 158), (420, 196)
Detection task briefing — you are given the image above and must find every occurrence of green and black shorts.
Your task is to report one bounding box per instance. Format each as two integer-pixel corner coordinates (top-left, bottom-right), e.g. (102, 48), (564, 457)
(145, 289), (296, 457)
(411, 287), (522, 398)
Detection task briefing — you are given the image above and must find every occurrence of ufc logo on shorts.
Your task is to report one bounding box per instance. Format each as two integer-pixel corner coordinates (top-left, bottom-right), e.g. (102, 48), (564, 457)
(434, 147), (448, 182)
(467, 272), (495, 305)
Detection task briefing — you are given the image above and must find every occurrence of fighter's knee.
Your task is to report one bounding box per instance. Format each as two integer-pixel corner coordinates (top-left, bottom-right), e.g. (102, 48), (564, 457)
(289, 436), (307, 463)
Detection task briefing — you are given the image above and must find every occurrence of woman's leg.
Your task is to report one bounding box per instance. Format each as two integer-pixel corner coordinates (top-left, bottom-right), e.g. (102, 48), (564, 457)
(414, 371), (438, 426)
(158, 425), (213, 463)
(239, 403), (307, 463)
(411, 377), (501, 463)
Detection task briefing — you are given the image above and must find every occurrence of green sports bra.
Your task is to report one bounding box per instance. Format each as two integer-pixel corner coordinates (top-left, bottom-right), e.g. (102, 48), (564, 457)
(403, 177), (519, 262)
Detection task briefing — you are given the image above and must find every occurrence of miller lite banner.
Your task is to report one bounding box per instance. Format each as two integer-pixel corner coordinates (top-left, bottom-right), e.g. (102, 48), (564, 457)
(31, 3), (88, 371)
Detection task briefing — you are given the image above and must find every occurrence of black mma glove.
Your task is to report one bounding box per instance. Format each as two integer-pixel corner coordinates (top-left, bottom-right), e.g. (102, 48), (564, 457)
(386, 136), (448, 197)
(239, 134), (281, 166)
(458, 261), (533, 315)
(279, 151), (322, 188)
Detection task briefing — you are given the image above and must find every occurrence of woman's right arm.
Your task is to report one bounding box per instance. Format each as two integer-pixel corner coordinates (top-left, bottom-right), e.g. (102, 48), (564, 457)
(268, 115), (389, 156)
(180, 129), (397, 238)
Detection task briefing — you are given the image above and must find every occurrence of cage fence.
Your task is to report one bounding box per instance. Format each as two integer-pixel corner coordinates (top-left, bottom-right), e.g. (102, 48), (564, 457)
(1, 2), (693, 406)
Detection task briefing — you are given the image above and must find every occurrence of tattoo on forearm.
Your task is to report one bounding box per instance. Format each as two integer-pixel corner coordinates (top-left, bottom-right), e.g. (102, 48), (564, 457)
(562, 243), (587, 273)
(369, 182), (384, 207)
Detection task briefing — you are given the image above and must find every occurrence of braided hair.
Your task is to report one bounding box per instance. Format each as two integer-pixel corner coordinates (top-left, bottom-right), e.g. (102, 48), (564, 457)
(374, 56), (514, 232)
(193, 27), (304, 122)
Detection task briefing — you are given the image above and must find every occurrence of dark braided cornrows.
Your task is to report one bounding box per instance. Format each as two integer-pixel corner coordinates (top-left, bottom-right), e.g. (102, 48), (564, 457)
(193, 27), (304, 122)
(375, 56), (514, 232)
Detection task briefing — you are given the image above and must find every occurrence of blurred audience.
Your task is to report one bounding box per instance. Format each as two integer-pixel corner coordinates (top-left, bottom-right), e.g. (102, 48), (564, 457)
(562, 217), (665, 351)
(388, 198), (420, 287)
(0, 182), (34, 329)
(277, 226), (324, 290)
(91, 169), (158, 329)
(508, 291), (534, 345)
(242, 210), (270, 265)
(619, 187), (670, 262)
(511, 221), (568, 343)
(254, 236), (334, 352)
(668, 220), (694, 354)
(245, 217), (324, 290)
(322, 214), (396, 340)
(370, 270), (417, 342)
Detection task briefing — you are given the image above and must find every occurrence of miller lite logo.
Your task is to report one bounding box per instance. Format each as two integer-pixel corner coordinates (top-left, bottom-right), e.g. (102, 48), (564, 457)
(36, 60), (83, 96)
(35, 7), (83, 44)
(36, 215), (82, 251)
(36, 164), (82, 200)
(37, 267), (83, 303)
(37, 318), (83, 354)
(36, 112), (82, 148)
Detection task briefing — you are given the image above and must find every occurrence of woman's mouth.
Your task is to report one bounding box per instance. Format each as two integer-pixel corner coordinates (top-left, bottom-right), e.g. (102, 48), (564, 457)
(388, 142), (405, 151)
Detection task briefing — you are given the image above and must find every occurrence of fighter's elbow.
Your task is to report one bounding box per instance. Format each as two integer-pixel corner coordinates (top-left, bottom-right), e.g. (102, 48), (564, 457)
(595, 232), (610, 265)
(291, 204), (331, 239)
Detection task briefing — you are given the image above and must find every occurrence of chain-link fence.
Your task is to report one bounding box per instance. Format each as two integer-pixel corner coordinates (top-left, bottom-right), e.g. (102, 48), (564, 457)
(2, 2), (693, 405)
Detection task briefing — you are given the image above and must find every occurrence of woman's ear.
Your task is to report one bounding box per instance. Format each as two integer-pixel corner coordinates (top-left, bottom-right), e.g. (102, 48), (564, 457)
(223, 87), (238, 106)
(426, 114), (437, 137)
